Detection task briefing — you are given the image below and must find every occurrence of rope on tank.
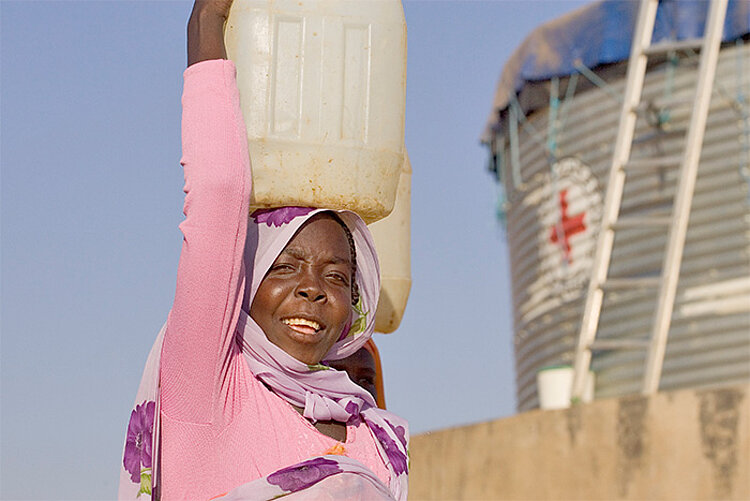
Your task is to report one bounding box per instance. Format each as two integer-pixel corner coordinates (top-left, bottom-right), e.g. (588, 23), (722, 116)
(735, 38), (750, 202)
(547, 77), (571, 267)
(509, 95), (554, 169)
(503, 73), (583, 248)
(488, 134), (510, 230)
(547, 77), (561, 162)
(573, 61), (623, 105)
(508, 100), (524, 189)
(651, 53), (680, 129)
(495, 180), (509, 231)
(558, 72), (579, 137)
(506, 72), (581, 192)
(680, 43), (742, 109)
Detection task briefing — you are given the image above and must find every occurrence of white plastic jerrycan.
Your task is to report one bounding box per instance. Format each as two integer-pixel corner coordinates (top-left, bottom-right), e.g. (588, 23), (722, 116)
(369, 149), (411, 333)
(225, 0), (407, 223)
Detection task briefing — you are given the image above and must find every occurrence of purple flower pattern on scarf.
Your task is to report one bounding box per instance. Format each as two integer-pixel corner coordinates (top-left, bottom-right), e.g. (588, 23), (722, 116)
(252, 207), (315, 227)
(368, 421), (408, 475)
(345, 400), (362, 425)
(123, 400), (155, 483)
(267, 457), (342, 492)
(390, 421), (408, 448)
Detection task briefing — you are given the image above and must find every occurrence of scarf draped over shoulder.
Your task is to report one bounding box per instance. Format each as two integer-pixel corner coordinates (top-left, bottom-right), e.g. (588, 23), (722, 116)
(119, 207), (409, 500)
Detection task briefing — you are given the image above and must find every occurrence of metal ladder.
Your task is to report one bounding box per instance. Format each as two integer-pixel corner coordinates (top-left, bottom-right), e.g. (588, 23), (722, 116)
(571, 0), (729, 400)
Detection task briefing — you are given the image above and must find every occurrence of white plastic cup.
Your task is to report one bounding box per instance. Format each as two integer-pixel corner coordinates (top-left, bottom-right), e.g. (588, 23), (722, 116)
(536, 365), (595, 410)
(225, 0), (407, 223)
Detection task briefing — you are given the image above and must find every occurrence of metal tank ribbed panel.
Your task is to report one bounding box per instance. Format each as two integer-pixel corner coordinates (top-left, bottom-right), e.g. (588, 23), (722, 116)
(494, 43), (750, 411)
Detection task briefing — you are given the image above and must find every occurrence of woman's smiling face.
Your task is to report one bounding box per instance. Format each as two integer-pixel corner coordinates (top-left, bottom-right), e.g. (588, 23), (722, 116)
(250, 214), (353, 365)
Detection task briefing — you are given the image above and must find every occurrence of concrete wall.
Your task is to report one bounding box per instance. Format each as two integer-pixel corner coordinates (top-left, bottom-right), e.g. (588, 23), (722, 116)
(409, 384), (749, 500)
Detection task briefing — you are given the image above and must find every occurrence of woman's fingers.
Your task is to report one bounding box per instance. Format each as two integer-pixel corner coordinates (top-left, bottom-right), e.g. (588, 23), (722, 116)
(191, 0), (235, 21)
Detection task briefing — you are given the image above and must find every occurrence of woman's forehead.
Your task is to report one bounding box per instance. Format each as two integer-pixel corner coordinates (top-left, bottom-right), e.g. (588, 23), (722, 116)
(280, 246), (351, 265)
(281, 216), (351, 259)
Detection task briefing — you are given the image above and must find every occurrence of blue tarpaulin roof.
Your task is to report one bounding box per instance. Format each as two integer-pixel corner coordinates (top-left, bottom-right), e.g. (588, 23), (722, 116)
(483, 0), (750, 141)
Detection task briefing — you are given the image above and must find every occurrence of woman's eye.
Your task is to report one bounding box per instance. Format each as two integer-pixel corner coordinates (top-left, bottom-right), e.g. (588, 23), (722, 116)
(328, 272), (349, 284)
(271, 263), (294, 272)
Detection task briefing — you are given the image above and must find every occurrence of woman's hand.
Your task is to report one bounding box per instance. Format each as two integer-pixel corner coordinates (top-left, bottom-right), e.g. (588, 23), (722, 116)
(192, 0), (234, 20)
(187, 0), (235, 67)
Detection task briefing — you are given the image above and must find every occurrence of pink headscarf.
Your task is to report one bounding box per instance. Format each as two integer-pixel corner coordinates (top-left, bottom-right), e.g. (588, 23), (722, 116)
(119, 207), (408, 500)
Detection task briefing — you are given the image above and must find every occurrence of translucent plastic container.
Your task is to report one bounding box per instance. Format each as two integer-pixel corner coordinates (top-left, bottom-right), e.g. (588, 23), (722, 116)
(536, 366), (594, 410)
(369, 150), (411, 333)
(225, 0), (407, 223)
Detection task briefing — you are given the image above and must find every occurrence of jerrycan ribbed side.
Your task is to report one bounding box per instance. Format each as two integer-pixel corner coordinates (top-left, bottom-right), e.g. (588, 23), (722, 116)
(225, 0), (407, 223)
(369, 149), (411, 333)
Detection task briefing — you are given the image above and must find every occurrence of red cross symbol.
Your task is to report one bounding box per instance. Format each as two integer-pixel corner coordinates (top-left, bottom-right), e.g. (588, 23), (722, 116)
(549, 189), (586, 263)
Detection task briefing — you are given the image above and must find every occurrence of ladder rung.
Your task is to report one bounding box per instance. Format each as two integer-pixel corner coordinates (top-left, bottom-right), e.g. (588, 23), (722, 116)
(625, 155), (682, 170)
(633, 128), (688, 144)
(589, 338), (651, 350)
(655, 95), (695, 109)
(601, 277), (661, 290)
(611, 215), (672, 229)
(642, 38), (704, 56)
(635, 96), (694, 113)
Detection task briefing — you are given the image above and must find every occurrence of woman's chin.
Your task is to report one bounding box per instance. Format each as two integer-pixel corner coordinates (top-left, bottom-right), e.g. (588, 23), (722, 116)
(286, 348), (324, 366)
(270, 337), (328, 366)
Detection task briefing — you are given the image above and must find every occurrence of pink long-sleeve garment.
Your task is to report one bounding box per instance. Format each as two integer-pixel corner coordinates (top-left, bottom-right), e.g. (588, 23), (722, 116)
(159, 59), (389, 500)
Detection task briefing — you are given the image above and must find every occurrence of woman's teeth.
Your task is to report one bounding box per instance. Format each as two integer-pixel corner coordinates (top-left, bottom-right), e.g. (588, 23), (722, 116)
(282, 318), (321, 333)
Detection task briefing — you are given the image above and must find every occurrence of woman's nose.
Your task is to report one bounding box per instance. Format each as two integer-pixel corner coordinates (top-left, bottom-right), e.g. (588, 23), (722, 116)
(296, 272), (326, 302)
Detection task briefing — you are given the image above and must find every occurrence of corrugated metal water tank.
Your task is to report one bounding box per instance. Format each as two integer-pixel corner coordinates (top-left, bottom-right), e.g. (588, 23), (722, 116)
(492, 40), (750, 412)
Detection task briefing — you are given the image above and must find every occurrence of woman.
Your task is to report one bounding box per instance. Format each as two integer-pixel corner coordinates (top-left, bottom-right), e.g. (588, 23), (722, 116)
(118, 1), (408, 499)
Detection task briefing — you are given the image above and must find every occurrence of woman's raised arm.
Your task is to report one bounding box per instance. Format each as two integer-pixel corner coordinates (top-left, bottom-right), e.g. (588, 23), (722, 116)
(160, 0), (251, 426)
(187, 0), (233, 66)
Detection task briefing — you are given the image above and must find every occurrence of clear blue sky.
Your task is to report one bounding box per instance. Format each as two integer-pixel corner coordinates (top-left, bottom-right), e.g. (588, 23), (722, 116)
(1, 1), (589, 498)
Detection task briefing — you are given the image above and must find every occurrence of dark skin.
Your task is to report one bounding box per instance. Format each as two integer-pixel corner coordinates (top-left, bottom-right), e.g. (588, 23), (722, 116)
(250, 215), (354, 442)
(250, 215), (353, 366)
(189, 1), (351, 443)
(328, 348), (378, 403)
(187, 0), (233, 67)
